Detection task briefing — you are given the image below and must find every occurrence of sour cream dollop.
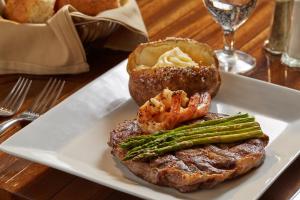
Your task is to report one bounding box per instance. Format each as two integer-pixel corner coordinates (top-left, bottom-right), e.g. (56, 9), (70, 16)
(154, 47), (198, 68)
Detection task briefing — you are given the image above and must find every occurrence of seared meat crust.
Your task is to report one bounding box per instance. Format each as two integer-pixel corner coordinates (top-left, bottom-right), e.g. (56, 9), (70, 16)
(108, 114), (268, 192)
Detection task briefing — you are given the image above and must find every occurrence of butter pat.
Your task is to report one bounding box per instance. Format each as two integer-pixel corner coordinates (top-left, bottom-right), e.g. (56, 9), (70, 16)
(154, 47), (198, 68)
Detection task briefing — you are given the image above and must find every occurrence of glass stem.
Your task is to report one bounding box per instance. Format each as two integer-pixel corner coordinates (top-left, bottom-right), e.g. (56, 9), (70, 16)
(223, 30), (235, 55)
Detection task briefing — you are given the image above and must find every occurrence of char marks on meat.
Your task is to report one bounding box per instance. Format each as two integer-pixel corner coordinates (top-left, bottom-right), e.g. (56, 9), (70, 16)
(108, 113), (269, 192)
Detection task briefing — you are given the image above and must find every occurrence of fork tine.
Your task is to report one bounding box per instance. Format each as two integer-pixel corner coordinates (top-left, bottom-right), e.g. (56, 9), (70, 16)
(30, 78), (53, 112)
(10, 79), (32, 112)
(49, 80), (65, 109)
(39, 80), (65, 114)
(31, 78), (57, 113)
(10, 79), (29, 109)
(3, 78), (26, 109)
(1, 77), (23, 108)
(36, 79), (58, 113)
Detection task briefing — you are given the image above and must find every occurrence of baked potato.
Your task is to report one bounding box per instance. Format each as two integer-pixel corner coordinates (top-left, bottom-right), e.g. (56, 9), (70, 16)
(127, 37), (221, 105)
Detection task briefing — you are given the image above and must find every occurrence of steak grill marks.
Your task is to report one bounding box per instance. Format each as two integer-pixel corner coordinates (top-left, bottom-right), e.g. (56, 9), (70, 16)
(109, 114), (268, 192)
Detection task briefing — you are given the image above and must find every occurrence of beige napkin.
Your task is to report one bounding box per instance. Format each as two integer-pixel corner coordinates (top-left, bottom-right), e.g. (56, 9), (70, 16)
(0, 0), (148, 75)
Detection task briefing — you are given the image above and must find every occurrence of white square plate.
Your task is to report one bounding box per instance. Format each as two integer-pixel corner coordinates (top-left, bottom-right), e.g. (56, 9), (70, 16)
(1, 60), (300, 200)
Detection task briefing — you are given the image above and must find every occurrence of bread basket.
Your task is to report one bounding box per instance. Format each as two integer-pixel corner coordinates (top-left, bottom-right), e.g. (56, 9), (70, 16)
(0, 0), (148, 75)
(71, 13), (120, 43)
(69, 0), (128, 43)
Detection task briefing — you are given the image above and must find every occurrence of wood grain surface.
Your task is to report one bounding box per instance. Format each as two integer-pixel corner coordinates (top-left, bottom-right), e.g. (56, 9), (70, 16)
(0, 0), (299, 199)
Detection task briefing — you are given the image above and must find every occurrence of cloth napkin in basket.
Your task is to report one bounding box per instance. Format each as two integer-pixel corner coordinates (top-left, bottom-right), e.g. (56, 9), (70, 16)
(0, 0), (148, 75)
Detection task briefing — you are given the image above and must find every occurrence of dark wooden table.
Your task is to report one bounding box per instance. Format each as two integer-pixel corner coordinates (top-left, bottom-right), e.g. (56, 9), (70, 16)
(0, 0), (299, 199)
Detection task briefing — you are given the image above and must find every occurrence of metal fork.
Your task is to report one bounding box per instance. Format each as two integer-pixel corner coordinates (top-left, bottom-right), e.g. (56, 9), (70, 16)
(0, 78), (65, 135)
(0, 77), (32, 117)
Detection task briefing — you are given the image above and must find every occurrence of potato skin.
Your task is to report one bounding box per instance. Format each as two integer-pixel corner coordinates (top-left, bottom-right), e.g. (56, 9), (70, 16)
(129, 65), (221, 105)
(127, 37), (221, 105)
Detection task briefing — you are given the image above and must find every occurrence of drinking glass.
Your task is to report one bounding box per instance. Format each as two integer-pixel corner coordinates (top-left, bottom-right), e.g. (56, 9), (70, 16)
(203, 0), (257, 73)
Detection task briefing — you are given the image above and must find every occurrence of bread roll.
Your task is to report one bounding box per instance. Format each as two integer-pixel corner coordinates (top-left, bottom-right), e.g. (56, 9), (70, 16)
(4, 0), (56, 23)
(55, 0), (120, 16)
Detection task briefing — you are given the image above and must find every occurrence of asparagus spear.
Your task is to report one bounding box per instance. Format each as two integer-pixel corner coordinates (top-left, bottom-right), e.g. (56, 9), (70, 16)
(121, 115), (252, 148)
(123, 113), (249, 143)
(125, 126), (261, 160)
(122, 116), (255, 150)
(121, 120), (258, 150)
(128, 125), (261, 154)
(126, 130), (263, 161)
(126, 121), (258, 155)
(172, 113), (249, 131)
(216, 117), (255, 126)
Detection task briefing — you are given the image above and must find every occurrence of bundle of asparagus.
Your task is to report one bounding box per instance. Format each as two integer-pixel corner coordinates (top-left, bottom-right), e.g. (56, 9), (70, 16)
(120, 113), (264, 161)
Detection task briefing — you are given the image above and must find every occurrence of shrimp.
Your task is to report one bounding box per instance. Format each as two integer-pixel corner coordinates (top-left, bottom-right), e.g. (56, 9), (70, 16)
(137, 89), (211, 133)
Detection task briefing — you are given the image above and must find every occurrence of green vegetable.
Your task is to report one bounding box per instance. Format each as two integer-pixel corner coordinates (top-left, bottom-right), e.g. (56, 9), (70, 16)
(121, 113), (250, 149)
(130, 130), (263, 161)
(120, 113), (264, 161)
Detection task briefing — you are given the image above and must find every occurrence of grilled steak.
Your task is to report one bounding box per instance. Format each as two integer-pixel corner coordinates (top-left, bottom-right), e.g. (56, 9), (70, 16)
(108, 113), (269, 192)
